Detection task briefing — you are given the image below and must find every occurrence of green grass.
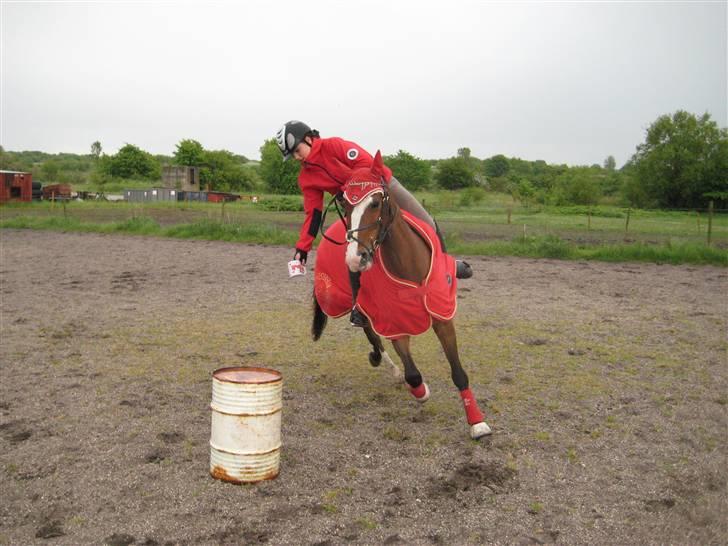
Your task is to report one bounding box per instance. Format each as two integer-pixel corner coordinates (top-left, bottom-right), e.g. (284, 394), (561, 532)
(2, 194), (726, 266)
(0, 215), (298, 246)
(448, 235), (727, 265)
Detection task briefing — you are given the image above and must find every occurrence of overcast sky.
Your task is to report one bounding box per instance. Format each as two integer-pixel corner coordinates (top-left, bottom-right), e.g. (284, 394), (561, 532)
(1, 1), (726, 167)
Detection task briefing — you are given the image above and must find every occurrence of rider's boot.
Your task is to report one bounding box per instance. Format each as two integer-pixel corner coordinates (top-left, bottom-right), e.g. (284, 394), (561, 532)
(349, 270), (368, 328)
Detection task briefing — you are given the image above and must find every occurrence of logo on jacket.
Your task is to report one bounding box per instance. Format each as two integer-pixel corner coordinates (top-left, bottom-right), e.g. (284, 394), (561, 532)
(347, 148), (359, 160)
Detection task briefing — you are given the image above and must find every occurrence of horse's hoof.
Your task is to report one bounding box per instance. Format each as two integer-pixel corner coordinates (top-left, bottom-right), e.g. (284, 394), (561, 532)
(409, 382), (430, 403)
(368, 351), (381, 367)
(470, 422), (492, 439)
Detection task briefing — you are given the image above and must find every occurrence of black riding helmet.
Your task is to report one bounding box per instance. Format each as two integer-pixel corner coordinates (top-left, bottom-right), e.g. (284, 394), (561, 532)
(276, 120), (316, 161)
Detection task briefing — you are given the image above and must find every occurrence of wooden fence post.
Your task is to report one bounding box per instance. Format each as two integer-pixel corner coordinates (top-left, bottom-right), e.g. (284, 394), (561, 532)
(221, 200), (226, 222)
(507, 208), (512, 225)
(696, 210), (701, 233)
(707, 200), (714, 245)
(587, 207), (592, 231)
(625, 208), (631, 234)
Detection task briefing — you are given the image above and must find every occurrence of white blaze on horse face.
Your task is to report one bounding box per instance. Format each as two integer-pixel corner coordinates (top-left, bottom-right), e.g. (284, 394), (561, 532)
(346, 195), (374, 273)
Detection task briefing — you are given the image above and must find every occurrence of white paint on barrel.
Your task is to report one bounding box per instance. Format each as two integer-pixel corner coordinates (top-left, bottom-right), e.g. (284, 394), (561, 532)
(210, 367), (282, 484)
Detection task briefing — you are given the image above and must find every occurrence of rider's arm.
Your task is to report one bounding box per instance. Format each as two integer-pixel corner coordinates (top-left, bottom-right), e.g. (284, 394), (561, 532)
(295, 186), (324, 260)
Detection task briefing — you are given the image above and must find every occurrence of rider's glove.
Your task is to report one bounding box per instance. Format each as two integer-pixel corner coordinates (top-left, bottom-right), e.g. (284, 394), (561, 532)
(294, 248), (308, 265)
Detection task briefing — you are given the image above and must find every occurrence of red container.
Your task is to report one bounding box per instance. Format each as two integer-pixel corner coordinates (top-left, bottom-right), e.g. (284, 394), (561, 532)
(0, 170), (32, 203)
(42, 184), (72, 200)
(207, 191), (238, 203)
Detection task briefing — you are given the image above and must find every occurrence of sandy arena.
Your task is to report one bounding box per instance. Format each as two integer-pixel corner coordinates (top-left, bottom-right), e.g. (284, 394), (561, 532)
(1, 229), (726, 545)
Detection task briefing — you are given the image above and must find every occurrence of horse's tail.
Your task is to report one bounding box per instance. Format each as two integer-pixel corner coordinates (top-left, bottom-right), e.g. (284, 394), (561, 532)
(312, 292), (328, 341)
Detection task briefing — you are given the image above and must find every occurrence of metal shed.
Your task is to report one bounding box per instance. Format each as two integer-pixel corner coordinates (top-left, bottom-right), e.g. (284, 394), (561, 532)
(125, 188), (180, 203)
(0, 170), (32, 203)
(177, 191), (208, 202)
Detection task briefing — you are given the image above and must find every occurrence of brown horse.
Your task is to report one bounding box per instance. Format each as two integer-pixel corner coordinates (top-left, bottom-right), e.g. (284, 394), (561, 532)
(311, 152), (491, 440)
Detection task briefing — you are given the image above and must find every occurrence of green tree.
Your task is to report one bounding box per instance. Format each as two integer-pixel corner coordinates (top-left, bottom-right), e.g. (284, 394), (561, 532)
(483, 154), (510, 178)
(200, 149), (255, 192)
(631, 110), (728, 208)
(174, 139), (205, 166)
(0, 147), (26, 171)
(91, 141), (102, 159)
(435, 156), (476, 189)
(104, 144), (160, 179)
(603, 155), (616, 171)
(551, 167), (602, 205)
(41, 161), (60, 182)
(384, 150), (431, 190)
(259, 139), (300, 194)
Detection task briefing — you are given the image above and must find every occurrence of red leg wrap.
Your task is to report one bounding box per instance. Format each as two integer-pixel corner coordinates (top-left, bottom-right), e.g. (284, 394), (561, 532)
(409, 383), (427, 399)
(460, 388), (485, 425)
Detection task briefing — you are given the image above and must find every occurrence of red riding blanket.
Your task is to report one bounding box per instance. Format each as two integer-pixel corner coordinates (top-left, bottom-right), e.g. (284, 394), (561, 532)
(313, 211), (458, 339)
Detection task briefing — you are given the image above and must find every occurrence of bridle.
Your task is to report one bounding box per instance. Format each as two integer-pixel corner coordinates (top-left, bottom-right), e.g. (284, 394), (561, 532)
(320, 181), (397, 262)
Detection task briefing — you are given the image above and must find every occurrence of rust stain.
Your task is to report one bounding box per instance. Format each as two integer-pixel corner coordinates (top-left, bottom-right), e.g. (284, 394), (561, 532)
(210, 465), (240, 484)
(210, 465), (279, 485)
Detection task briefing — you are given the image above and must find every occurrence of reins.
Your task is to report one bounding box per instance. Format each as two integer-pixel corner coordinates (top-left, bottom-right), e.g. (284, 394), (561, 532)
(319, 193), (348, 246)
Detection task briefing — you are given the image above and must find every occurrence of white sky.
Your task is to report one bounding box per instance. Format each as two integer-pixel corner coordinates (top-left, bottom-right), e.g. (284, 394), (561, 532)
(1, 1), (726, 167)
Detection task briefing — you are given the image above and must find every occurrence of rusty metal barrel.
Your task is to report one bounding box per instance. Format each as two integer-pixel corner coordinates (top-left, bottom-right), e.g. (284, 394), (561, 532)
(209, 367), (282, 484)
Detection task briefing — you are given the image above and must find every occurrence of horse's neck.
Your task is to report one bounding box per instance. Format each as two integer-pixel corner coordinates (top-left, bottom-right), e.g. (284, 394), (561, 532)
(380, 214), (431, 284)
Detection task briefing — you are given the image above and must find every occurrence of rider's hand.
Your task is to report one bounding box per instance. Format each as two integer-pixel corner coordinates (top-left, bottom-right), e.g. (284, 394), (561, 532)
(294, 249), (308, 265)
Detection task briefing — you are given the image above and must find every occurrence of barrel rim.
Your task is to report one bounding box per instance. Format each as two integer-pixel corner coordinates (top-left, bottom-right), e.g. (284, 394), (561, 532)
(212, 366), (282, 384)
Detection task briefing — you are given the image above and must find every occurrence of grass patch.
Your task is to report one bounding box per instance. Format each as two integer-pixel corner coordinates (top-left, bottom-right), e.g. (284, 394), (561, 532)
(355, 517), (378, 531)
(165, 219), (296, 245)
(0, 215), (298, 246)
(3, 205), (726, 265)
(450, 236), (727, 266)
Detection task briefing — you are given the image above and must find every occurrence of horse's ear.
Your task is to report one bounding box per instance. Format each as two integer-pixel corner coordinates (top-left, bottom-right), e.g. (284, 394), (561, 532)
(372, 150), (384, 180)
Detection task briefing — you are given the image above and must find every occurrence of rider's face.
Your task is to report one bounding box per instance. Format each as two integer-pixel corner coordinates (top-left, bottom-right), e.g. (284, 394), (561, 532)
(293, 138), (312, 162)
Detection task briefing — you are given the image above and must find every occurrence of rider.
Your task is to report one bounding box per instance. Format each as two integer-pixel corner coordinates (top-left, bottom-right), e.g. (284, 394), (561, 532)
(276, 120), (472, 327)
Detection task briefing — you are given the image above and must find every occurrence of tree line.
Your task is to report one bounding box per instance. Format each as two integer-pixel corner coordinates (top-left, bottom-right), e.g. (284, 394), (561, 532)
(1, 110), (725, 209)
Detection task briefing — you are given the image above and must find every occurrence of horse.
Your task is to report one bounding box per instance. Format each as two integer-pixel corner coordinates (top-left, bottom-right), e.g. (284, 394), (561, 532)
(311, 151), (491, 440)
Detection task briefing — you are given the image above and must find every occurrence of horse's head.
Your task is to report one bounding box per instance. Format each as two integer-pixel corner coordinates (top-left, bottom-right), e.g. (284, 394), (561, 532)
(342, 151), (395, 273)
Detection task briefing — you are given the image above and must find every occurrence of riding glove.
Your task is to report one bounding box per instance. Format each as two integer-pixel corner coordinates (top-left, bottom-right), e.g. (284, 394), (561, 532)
(294, 249), (308, 265)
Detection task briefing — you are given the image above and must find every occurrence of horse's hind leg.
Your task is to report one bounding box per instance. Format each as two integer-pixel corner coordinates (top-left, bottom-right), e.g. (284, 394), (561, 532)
(391, 336), (429, 402)
(432, 319), (491, 439)
(364, 325), (402, 381)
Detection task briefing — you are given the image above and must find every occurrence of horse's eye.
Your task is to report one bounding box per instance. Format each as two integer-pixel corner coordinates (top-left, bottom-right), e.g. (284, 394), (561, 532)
(370, 201), (380, 209)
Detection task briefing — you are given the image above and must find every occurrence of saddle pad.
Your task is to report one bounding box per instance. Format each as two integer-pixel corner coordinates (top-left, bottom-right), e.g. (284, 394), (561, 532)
(314, 211), (457, 339)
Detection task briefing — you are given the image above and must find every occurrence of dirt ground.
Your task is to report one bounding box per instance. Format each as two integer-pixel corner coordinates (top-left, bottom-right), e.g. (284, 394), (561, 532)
(1, 229), (726, 546)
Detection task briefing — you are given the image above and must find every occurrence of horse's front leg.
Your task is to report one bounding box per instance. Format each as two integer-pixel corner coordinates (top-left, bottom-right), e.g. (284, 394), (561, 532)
(432, 319), (492, 439)
(391, 336), (429, 402)
(363, 325), (402, 381)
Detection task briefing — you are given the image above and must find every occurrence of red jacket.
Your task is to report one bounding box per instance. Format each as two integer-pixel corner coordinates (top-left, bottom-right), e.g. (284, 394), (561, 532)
(296, 137), (392, 252)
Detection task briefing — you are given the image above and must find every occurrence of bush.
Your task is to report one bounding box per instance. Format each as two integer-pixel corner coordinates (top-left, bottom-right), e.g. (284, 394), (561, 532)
(458, 187), (486, 207)
(257, 195), (303, 211)
(435, 157), (476, 189)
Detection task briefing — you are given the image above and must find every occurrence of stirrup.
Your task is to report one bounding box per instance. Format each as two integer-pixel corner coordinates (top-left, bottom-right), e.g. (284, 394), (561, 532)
(349, 308), (368, 328)
(456, 260), (473, 279)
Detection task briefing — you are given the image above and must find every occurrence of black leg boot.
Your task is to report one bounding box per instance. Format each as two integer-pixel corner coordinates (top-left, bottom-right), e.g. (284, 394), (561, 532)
(435, 220), (472, 279)
(348, 271), (368, 327)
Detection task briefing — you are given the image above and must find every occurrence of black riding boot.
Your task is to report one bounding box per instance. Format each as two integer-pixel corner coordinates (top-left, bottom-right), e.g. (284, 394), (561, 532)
(349, 271), (368, 327)
(434, 220), (472, 280)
